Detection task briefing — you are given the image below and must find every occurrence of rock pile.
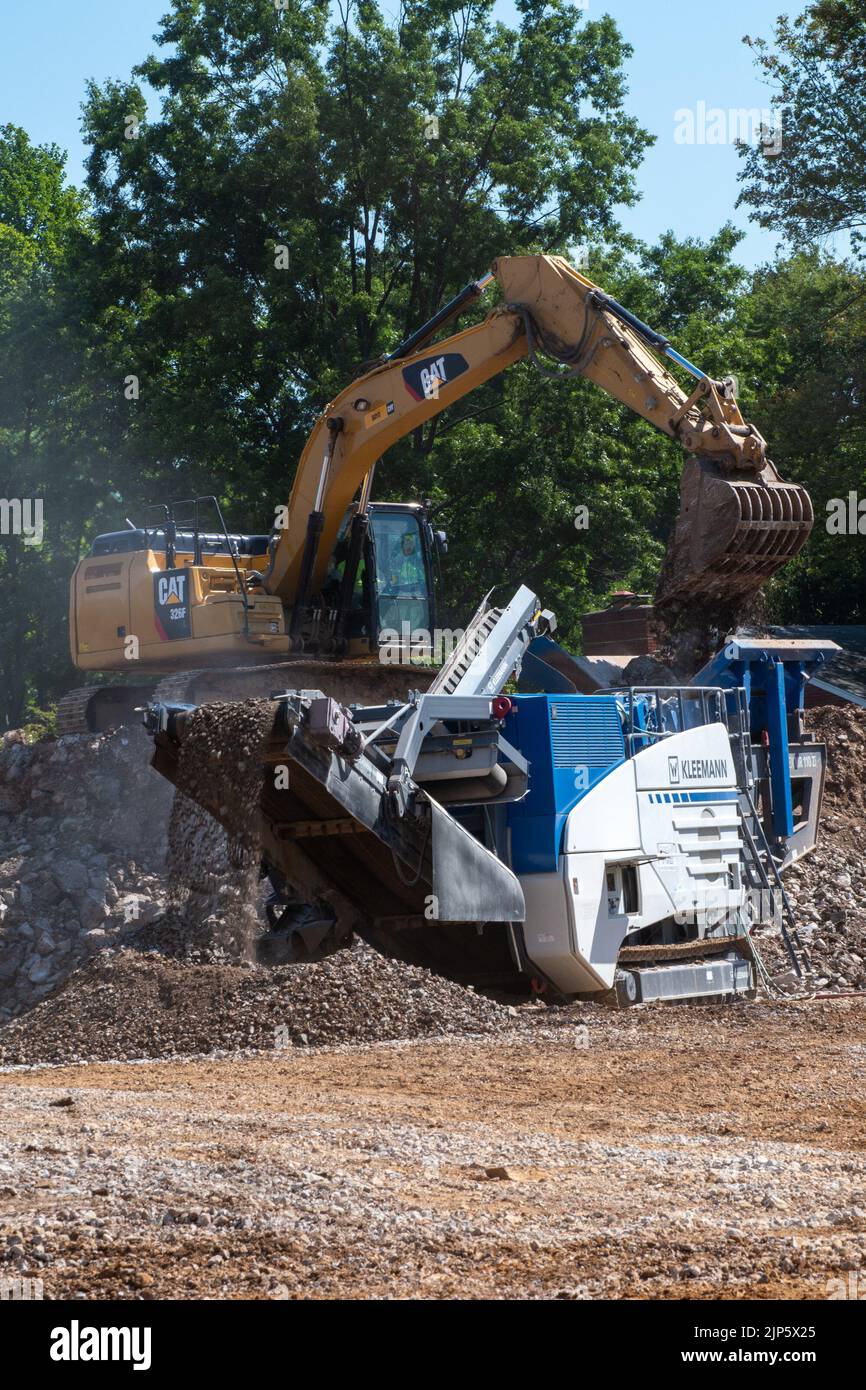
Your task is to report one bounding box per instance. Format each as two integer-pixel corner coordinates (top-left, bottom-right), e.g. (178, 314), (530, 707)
(0, 939), (513, 1064)
(751, 705), (866, 992)
(0, 725), (171, 1019)
(0, 702), (281, 1017)
(0, 705), (518, 1060)
(149, 700), (277, 963)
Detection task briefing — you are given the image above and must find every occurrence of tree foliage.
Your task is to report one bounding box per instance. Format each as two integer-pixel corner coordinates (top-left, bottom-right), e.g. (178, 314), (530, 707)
(77, 0), (651, 517)
(744, 252), (866, 622)
(738, 0), (866, 253)
(0, 126), (97, 731)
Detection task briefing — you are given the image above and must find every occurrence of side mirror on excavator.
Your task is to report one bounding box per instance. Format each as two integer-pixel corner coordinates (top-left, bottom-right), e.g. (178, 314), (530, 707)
(424, 515), (448, 556)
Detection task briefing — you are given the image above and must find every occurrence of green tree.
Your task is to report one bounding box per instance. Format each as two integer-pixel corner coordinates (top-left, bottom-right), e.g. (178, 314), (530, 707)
(0, 125), (99, 730)
(736, 0), (866, 622)
(743, 252), (866, 622)
(738, 0), (866, 253)
(16, 1), (831, 725)
(77, 0), (652, 532)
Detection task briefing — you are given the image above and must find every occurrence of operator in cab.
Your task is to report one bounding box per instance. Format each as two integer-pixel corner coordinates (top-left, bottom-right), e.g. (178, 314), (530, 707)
(392, 531), (425, 594)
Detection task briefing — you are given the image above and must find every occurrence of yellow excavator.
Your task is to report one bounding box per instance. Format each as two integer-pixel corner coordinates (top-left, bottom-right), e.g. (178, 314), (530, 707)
(61, 253), (812, 733)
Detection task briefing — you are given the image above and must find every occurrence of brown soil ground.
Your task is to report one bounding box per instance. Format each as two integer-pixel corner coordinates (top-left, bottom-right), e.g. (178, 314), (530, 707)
(2, 996), (864, 1301)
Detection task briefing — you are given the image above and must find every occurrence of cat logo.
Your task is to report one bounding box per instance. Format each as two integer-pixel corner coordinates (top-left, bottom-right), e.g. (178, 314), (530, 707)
(154, 569), (191, 640)
(419, 356), (446, 400)
(402, 351), (469, 402)
(157, 574), (186, 606)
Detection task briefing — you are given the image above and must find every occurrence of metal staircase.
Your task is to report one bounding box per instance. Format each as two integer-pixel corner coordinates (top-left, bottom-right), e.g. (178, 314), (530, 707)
(737, 786), (804, 976)
(724, 687), (804, 975)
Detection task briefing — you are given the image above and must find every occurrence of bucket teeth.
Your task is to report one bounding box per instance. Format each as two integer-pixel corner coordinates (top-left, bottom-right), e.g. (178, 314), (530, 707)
(656, 457), (813, 608)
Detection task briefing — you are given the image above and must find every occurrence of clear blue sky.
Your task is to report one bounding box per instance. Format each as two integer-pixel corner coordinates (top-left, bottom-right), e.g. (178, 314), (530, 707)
(1, 0), (790, 268)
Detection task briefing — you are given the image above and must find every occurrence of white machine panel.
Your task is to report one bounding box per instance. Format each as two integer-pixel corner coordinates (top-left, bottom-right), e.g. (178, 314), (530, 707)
(520, 723), (746, 994)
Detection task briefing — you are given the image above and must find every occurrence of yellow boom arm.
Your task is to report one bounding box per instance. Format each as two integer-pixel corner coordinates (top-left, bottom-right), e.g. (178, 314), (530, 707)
(268, 254), (811, 610)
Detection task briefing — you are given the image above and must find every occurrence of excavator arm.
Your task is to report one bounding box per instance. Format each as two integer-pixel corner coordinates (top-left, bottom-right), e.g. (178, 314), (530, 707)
(495, 256), (813, 612)
(267, 254), (811, 619)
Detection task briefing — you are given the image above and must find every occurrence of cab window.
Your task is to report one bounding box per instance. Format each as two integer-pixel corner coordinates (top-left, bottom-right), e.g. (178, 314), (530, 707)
(371, 513), (431, 636)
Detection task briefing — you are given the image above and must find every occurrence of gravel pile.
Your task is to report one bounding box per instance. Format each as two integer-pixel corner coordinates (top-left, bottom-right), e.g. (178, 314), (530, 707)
(0, 703), (521, 1061)
(0, 939), (514, 1064)
(751, 705), (866, 992)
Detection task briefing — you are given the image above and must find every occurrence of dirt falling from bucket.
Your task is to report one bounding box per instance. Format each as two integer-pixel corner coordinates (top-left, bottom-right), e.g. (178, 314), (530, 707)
(155, 700), (277, 962)
(653, 594), (769, 679)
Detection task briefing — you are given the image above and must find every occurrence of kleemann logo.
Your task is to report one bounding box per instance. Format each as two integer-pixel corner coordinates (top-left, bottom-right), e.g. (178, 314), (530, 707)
(50, 1320), (152, 1370)
(668, 755), (729, 782)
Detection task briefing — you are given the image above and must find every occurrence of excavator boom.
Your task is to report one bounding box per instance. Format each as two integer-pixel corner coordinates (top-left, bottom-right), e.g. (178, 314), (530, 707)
(65, 250), (812, 739)
(268, 254), (811, 619)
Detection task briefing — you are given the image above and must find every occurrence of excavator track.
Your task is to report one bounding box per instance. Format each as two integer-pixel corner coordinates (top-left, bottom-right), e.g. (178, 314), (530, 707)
(371, 930), (753, 998)
(56, 657), (438, 738)
(617, 935), (750, 962)
(56, 688), (100, 736)
(56, 684), (158, 736)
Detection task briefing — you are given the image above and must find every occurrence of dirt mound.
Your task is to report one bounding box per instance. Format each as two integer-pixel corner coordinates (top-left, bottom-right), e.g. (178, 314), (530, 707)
(0, 940), (514, 1065)
(0, 706), (521, 1058)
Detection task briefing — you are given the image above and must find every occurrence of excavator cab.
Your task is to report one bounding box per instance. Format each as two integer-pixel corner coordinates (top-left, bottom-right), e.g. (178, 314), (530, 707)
(63, 496), (444, 734)
(368, 503), (438, 641)
(314, 501), (441, 655)
(72, 494), (443, 671)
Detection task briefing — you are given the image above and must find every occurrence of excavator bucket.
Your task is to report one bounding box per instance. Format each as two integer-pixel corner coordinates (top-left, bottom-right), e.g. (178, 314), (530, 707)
(656, 457), (813, 611)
